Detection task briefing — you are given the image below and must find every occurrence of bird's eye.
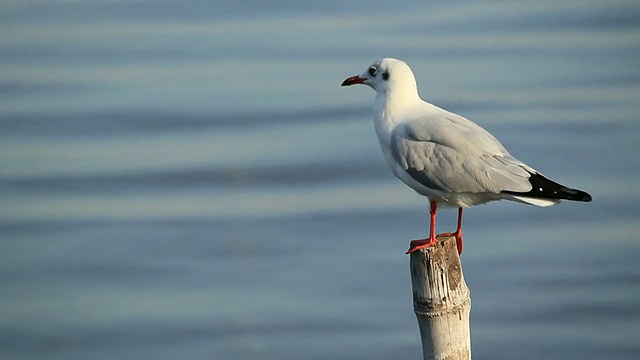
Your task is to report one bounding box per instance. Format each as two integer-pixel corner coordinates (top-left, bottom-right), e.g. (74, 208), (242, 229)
(368, 66), (377, 76)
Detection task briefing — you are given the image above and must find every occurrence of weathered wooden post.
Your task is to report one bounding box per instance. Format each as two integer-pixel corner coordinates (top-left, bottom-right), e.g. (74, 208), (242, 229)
(409, 236), (471, 360)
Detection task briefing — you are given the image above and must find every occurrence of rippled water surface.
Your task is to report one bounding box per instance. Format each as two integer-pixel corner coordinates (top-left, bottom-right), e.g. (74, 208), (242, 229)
(2, 1), (640, 359)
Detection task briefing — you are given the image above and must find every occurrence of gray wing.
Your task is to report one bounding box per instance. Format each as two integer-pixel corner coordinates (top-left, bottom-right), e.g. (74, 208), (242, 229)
(391, 113), (533, 194)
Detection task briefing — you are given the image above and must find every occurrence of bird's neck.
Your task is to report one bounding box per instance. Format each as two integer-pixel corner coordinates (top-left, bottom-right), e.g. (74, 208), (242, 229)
(374, 88), (422, 127)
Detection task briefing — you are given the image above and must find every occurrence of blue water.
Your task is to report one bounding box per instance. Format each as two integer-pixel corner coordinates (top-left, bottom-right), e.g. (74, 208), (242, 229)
(2, 1), (640, 359)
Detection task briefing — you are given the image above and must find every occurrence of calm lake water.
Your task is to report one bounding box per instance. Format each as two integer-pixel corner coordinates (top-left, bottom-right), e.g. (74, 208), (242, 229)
(2, 1), (640, 359)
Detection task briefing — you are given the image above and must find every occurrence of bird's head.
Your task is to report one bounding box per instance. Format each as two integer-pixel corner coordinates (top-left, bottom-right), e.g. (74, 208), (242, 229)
(341, 58), (418, 96)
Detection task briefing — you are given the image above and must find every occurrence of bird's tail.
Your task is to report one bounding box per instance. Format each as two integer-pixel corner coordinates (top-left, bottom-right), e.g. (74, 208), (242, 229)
(501, 172), (592, 207)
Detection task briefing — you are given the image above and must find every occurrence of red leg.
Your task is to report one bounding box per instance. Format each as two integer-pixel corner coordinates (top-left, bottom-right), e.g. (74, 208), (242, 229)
(406, 200), (439, 254)
(437, 207), (464, 254)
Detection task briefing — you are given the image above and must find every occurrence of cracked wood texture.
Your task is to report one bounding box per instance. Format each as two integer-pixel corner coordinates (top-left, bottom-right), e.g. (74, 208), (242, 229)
(409, 236), (471, 360)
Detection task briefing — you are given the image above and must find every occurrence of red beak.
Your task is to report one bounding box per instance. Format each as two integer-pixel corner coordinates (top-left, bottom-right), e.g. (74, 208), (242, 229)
(341, 75), (366, 86)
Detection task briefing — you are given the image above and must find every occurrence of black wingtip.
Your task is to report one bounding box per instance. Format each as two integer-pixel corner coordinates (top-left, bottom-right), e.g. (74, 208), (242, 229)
(565, 187), (592, 202)
(503, 173), (592, 202)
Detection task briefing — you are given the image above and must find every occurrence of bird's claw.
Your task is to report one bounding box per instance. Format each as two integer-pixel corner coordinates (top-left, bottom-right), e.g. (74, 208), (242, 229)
(406, 238), (438, 254)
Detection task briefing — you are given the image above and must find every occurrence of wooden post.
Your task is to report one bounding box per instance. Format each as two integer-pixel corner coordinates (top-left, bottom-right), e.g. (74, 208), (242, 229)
(409, 236), (471, 360)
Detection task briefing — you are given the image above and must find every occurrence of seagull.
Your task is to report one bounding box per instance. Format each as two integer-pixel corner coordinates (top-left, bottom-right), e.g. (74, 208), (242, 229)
(341, 58), (592, 255)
